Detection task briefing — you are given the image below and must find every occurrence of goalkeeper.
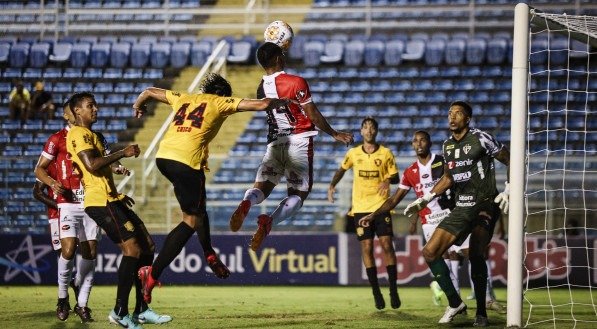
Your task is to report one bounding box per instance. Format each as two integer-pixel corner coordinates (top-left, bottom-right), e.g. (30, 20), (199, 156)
(400, 101), (509, 327)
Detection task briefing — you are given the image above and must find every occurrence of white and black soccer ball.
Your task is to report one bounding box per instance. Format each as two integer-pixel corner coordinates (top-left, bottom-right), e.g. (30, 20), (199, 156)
(263, 20), (294, 51)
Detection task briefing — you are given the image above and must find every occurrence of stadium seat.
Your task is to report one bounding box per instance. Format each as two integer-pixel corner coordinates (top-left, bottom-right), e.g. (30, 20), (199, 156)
(401, 40), (425, 61)
(445, 38), (466, 65)
(119, 35), (138, 44)
(465, 37), (487, 65)
(90, 42), (111, 67)
(48, 42), (72, 63)
(29, 43), (50, 68)
(0, 43), (9, 63)
(320, 40), (344, 64)
(139, 35), (158, 44)
(130, 43), (151, 68)
(550, 38), (569, 65)
(191, 41), (212, 66)
(170, 42), (191, 68)
(99, 35), (118, 44)
(424, 38), (446, 66)
(110, 42), (131, 68)
(343, 40), (365, 66)
(303, 41), (325, 67)
(78, 36), (98, 44)
(70, 43), (90, 67)
(9, 43), (30, 67)
(227, 40), (253, 64)
(150, 42), (171, 68)
(288, 34), (307, 61)
(486, 37), (508, 64)
(363, 40), (384, 66)
(383, 40), (404, 66)
(529, 37), (548, 65)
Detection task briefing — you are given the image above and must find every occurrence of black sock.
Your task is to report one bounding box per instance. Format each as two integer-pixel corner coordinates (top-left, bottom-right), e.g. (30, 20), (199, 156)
(366, 267), (380, 292)
(152, 222), (195, 280)
(134, 253), (154, 314)
(114, 256), (138, 316)
(470, 256), (488, 317)
(428, 258), (462, 308)
(386, 264), (398, 295)
(195, 214), (214, 256)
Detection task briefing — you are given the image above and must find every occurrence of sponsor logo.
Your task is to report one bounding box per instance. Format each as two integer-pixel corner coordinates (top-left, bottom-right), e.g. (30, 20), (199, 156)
(448, 159), (473, 169)
(124, 221), (135, 232)
(261, 166), (278, 177)
(453, 171), (471, 182)
(374, 159), (382, 166)
(463, 144), (472, 154)
(52, 239), (60, 245)
(447, 150), (451, 156)
(356, 227), (364, 237)
(1, 236), (53, 284)
(455, 149), (460, 158)
(296, 90), (306, 99)
(249, 247), (337, 274)
(422, 173), (429, 179)
(446, 145), (455, 150)
(61, 225), (70, 230)
(358, 170), (380, 179)
(431, 162), (443, 168)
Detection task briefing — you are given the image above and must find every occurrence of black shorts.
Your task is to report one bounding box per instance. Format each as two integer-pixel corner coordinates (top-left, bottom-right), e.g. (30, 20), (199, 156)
(85, 200), (147, 244)
(156, 158), (206, 216)
(353, 212), (393, 241)
(438, 199), (500, 246)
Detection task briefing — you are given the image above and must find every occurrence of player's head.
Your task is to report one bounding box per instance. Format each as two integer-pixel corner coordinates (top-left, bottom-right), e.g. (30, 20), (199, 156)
(34, 80), (44, 91)
(199, 73), (232, 97)
(412, 130), (431, 157)
(62, 96), (76, 126)
(360, 116), (378, 143)
(257, 42), (284, 70)
(69, 92), (98, 125)
(448, 100), (472, 133)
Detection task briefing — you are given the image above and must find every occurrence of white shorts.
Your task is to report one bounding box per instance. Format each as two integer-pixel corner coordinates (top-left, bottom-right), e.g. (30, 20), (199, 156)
(57, 203), (101, 243)
(49, 218), (62, 251)
(255, 136), (314, 192)
(422, 223), (470, 254)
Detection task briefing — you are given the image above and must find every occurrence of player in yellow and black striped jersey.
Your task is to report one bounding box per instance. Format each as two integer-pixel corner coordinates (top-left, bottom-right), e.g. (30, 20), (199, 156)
(132, 73), (289, 304)
(328, 117), (401, 310)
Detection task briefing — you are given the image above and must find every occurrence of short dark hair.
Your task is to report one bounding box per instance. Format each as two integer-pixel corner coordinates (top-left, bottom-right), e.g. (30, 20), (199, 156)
(257, 42), (283, 69)
(413, 130), (431, 143)
(361, 116), (378, 130)
(199, 73), (232, 97)
(68, 92), (96, 112)
(450, 100), (473, 117)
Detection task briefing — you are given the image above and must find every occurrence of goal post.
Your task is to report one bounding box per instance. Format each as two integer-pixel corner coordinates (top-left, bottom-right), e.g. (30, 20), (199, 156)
(509, 3), (597, 328)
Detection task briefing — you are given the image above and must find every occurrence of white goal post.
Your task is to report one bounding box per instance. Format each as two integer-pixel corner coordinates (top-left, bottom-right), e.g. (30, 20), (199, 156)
(509, 3), (597, 328)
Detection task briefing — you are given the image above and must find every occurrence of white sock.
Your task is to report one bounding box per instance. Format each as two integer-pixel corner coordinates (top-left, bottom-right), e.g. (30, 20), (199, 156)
(449, 259), (461, 295)
(271, 195), (303, 225)
(76, 258), (96, 307)
(486, 259), (494, 302)
(57, 255), (74, 299)
(244, 188), (265, 206)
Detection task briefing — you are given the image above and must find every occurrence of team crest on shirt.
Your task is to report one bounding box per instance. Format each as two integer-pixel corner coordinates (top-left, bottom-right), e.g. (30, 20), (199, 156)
(463, 144), (472, 154)
(356, 227), (364, 236)
(124, 221), (135, 232)
(83, 133), (93, 145)
(384, 216), (390, 223)
(296, 90), (306, 100)
(374, 159), (382, 167)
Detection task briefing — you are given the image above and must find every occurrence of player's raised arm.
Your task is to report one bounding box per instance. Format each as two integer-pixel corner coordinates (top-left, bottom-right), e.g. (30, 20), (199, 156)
(302, 102), (354, 146)
(76, 145), (140, 174)
(236, 98), (289, 112)
(132, 87), (169, 118)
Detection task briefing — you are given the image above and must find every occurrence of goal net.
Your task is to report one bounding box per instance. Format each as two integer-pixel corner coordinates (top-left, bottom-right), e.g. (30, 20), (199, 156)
(508, 3), (597, 328)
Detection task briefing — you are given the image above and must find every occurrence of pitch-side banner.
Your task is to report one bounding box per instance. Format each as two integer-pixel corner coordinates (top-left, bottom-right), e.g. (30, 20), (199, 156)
(0, 233), (594, 287)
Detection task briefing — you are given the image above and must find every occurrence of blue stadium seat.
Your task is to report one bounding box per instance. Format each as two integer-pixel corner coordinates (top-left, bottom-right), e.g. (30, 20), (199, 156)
(383, 40), (404, 66)
(78, 36), (98, 44)
(70, 43), (90, 67)
(48, 42), (72, 63)
(29, 42), (50, 68)
(139, 35), (158, 44)
(74, 81), (93, 92)
(287, 34), (307, 61)
(303, 40), (325, 66)
(90, 42), (111, 67)
(320, 40), (344, 64)
(530, 37), (548, 65)
(227, 40), (253, 64)
(465, 37), (487, 65)
(23, 68), (42, 78)
(9, 42), (30, 67)
(190, 41), (211, 66)
(550, 38), (569, 65)
(110, 42), (131, 68)
(42, 67), (62, 79)
(402, 40), (425, 61)
(445, 38), (466, 65)
(363, 40), (384, 66)
(99, 35), (118, 44)
(0, 43), (9, 63)
(150, 42), (171, 68)
(343, 40), (365, 66)
(424, 38), (446, 66)
(486, 37), (508, 64)
(130, 43), (151, 68)
(63, 67), (83, 78)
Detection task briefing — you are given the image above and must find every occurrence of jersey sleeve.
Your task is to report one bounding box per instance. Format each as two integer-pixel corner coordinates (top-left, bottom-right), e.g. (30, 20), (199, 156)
(95, 131), (111, 154)
(165, 90), (186, 111)
(340, 148), (353, 170)
(398, 167), (413, 191)
(476, 129), (503, 157)
(41, 133), (60, 160)
(384, 149), (399, 179)
(69, 127), (95, 155)
(294, 77), (312, 106)
(214, 96), (243, 116)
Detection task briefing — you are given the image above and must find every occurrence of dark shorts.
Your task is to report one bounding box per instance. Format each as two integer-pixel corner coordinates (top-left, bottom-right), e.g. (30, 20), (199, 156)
(156, 158), (206, 216)
(437, 199), (500, 246)
(353, 212), (393, 241)
(85, 200), (147, 244)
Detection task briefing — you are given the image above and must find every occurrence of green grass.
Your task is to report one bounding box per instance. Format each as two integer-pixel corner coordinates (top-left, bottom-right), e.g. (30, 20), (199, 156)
(0, 286), (594, 328)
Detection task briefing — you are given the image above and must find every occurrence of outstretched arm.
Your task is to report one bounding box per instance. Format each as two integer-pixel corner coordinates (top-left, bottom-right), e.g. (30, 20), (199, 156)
(77, 145), (140, 174)
(302, 102), (354, 146)
(132, 87), (169, 118)
(236, 98), (289, 112)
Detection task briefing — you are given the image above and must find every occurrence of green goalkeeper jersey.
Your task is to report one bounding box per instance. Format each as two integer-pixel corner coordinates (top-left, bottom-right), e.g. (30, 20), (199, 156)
(442, 128), (503, 208)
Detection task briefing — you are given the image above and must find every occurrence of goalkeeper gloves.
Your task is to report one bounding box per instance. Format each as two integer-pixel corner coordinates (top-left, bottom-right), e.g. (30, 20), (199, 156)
(494, 181), (510, 214)
(404, 193), (436, 218)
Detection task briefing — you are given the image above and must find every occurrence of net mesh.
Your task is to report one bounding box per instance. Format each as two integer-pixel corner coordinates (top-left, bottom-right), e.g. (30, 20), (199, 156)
(524, 9), (597, 328)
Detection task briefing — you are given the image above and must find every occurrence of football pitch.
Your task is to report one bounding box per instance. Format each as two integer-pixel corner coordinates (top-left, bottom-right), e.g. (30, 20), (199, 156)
(0, 286), (594, 328)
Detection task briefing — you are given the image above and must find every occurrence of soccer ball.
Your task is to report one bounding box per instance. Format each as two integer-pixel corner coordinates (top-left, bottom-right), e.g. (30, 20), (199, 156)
(263, 20), (294, 51)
